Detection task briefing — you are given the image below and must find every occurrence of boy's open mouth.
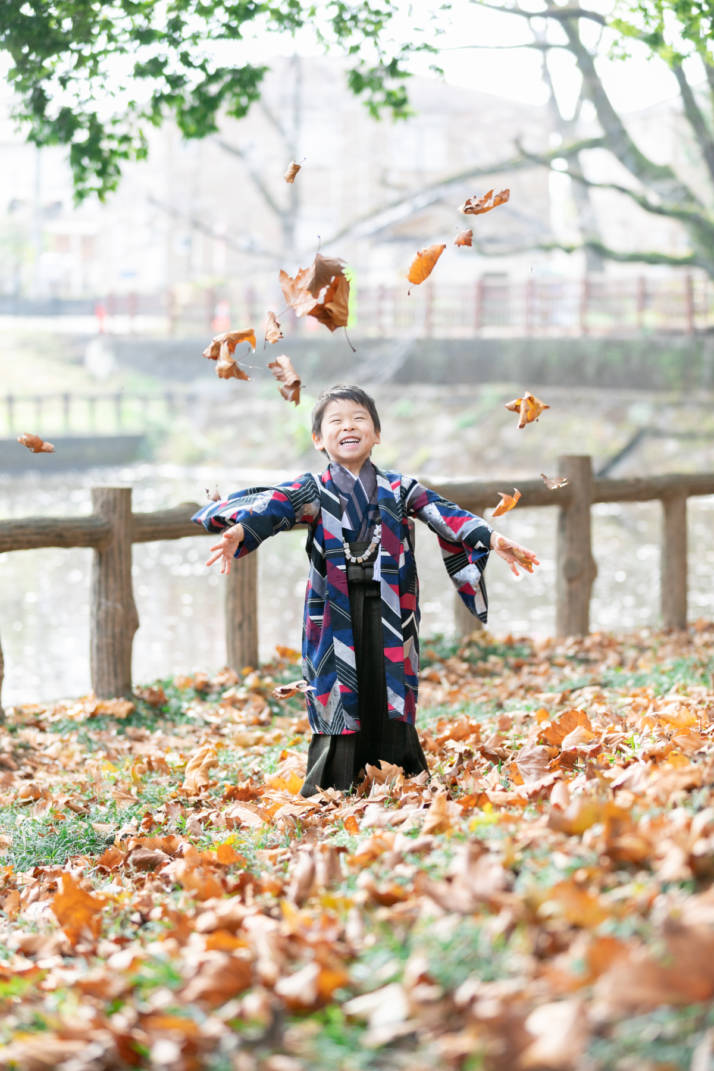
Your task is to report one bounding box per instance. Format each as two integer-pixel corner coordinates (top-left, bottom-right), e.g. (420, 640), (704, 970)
(339, 437), (360, 446)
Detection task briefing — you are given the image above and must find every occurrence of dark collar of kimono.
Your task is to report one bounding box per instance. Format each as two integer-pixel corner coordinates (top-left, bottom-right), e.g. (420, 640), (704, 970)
(328, 459), (377, 506)
(328, 459), (378, 540)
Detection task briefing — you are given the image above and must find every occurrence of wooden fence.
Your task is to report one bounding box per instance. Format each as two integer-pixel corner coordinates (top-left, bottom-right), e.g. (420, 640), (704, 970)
(10, 271), (712, 338)
(1, 456), (713, 707)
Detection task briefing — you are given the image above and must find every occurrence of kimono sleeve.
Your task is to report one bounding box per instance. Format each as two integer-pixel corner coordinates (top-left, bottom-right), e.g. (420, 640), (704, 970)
(191, 473), (319, 557)
(404, 476), (493, 621)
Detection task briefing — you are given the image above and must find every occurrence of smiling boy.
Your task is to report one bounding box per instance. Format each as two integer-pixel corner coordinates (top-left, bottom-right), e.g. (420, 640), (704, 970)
(192, 384), (538, 795)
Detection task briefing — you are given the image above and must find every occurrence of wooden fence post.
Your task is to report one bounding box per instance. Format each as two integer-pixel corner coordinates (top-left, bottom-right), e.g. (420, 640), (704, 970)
(660, 492), (687, 629)
(225, 554), (259, 670)
(556, 456), (596, 636)
(90, 488), (139, 698)
(454, 504), (488, 639)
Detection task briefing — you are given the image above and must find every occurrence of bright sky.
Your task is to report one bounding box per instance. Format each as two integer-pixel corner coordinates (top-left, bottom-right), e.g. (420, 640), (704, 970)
(233, 0), (684, 115)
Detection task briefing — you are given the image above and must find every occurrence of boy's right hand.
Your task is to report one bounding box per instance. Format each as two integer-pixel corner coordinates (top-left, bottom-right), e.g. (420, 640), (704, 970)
(206, 524), (244, 574)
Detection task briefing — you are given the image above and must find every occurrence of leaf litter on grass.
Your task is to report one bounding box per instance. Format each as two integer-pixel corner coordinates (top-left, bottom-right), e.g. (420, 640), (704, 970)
(2, 628), (714, 1068)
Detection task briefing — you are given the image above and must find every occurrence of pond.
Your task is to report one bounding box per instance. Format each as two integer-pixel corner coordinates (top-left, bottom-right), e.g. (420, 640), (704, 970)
(2, 461), (713, 707)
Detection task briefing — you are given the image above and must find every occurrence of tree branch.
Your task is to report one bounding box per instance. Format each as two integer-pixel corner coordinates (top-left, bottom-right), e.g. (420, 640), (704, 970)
(213, 137), (285, 220)
(146, 194), (281, 260)
(475, 2), (607, 25)
(672, 63), (714, 184)
(516, 142), (714, 240)
(320, 136), (606, 247)
(478, 236), (702, 269)
(554, 9), (704, 210)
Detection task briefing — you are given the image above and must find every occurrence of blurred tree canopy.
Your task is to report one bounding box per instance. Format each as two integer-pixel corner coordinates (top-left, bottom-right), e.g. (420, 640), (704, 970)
(0, 0), (427, 200)
(1, 0), (712, 275)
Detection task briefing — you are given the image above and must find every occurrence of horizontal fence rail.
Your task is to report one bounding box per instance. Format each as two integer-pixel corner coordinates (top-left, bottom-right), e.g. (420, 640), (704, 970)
(1, 456), (713, 709)
(4, 272), (713, 338)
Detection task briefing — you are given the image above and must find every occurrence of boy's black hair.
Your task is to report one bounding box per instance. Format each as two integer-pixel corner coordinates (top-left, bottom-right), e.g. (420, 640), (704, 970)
(311, 384), (381, 438)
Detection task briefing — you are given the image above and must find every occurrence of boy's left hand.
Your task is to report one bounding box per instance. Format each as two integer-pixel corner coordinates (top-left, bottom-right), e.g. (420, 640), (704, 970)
(490, 532), (540, 576)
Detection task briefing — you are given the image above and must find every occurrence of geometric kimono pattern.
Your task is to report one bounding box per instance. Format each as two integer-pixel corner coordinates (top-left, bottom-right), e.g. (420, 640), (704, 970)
(192, 465), (493, 735)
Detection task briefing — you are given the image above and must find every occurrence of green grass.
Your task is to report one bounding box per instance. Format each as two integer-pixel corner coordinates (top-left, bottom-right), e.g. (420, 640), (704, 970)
(587, 1004), (714, 1069)
(3, 814), (113, 871)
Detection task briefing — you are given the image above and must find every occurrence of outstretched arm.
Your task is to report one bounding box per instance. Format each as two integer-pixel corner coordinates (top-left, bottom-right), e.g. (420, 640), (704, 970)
(192, 474), (319, 571)
(206, 523), (245, 575)
(490, 531), (540, 577)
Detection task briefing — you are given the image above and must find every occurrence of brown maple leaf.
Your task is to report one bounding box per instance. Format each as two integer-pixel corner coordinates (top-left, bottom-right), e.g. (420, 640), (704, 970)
(504, 391), (550, 428)
(216, 340), (251, 381)
(308, 272), (350, 331)
(460, 188), (510, 215)
(202, 328), (256, 361)
(407, 243), (446, 286)
(284, 161), (301, 183)
(268, 354), (302, 405)
(17, 432), (55, 453)
(454, 229), (473, 247)
(491, 488), (521, 517)
(264, 310), (283, 344)
(304, 253), (346, 298)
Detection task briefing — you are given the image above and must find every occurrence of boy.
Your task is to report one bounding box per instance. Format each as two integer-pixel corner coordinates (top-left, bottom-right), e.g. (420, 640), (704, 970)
(192, 385), (539, 795)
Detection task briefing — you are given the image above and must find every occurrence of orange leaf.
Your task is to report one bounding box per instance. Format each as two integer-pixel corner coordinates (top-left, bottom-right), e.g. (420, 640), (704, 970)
(183, 744), (219, 794)
(407, 243), (446, 286)
(17, 432), (54, 453)
(304, 252), (346, 298)
(308, 272), (350, 331)
(284, 160), (301, 183)
(280, 256), (350, 329)
(51, 872), (105, 946)
(202, 328), (256, 360)
(541, 472), (569, 490)
(460, 187), (510, 215)
(216, 339), (251, 381)
(268, 354), (302, 405)
(491, 488), (521, 517)
(504, 390), (550, 428)
(275, 645), (301, 662)
(264, 310), (284, 343)
(454, 229), (473, 247)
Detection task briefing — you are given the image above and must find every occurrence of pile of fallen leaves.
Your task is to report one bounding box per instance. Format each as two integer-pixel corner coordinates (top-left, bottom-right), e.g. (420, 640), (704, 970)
(2, 625), (714, 1070)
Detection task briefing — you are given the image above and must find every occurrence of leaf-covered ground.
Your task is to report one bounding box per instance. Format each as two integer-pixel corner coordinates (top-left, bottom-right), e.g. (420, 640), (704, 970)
(2, 625), (714, 1070)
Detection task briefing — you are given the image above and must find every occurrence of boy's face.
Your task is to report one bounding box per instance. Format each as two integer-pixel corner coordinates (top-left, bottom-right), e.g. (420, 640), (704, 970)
(313, 398), (381, 474)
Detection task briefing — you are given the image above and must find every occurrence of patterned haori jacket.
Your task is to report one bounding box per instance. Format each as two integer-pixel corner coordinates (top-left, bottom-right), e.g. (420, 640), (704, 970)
(192, 466), (493, 735)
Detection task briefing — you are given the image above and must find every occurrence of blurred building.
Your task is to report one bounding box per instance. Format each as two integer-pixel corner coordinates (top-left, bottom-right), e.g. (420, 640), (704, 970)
(0, 54), (707, 309)
(0, 55), (554, 303)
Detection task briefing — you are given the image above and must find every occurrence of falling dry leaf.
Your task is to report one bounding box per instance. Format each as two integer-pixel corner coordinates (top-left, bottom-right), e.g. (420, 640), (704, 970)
(205, 487), (222, 501)
(202, 328), (256, 361)
(304, 253), (346, 298)
(264, 311), (283, 344)
(407, 243), (446, 286)
(279, 255), (350, 332)
(17, 433), (54, 453)
(284, 161), (301, 183)
(268, 354), (302, 405)
(216, 340), (251, 381)
(491, 488), (521, 518)
(541, 473), (569, 490)
(459, 188), (510, 215)
(504, 391), (550, 429)
(454, 229), (473, 247)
